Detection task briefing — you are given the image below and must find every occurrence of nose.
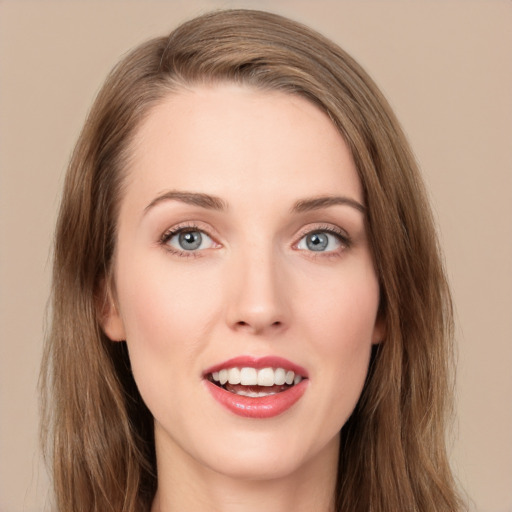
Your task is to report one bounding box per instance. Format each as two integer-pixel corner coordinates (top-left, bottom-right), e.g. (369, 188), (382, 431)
(225, 247), (289, 336)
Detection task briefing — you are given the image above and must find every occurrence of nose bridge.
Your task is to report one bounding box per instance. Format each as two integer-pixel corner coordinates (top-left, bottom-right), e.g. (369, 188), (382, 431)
(225, 239), (288, 334)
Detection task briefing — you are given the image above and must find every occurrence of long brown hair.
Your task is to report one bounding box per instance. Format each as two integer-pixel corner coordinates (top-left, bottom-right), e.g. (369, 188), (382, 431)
(41, 9), (464, 512)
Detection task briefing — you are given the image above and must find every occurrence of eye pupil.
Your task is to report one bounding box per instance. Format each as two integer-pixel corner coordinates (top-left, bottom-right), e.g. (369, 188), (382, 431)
(179, 231), (202, 250)
(307, 232), (328, 251)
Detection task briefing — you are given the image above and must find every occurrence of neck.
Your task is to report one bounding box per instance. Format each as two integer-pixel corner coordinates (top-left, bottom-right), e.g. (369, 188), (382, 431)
(151, 429), (339, 512)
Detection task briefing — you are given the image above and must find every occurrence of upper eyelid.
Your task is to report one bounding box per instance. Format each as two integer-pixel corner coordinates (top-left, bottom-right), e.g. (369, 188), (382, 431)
(292, 224), (352, 253)
(160, 221), (219, 241)
(294, 223), (350, 240)
(159, 224), (219, 257)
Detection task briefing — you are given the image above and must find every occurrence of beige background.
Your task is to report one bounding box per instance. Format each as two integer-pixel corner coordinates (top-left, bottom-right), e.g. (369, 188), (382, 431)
(0, 1), (511, 511)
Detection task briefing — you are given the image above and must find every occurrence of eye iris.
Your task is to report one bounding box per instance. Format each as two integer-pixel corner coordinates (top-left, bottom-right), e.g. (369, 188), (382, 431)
(306, 232), (328, 251)
(178, 231), (202, 250)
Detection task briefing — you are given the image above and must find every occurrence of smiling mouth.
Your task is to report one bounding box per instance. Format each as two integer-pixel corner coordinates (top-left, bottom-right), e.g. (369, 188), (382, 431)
(206, 367), (305, 398)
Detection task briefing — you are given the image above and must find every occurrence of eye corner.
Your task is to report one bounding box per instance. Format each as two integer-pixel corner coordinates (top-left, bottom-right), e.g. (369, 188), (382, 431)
(294, 224), (352, 256)
(159, 222), (221, 257)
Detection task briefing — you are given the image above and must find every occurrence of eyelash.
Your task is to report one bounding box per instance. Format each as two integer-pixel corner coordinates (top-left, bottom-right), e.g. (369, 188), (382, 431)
(294, 224), (351, 258)
(158, 223), (351, 258)
(159, 222), (216, 258)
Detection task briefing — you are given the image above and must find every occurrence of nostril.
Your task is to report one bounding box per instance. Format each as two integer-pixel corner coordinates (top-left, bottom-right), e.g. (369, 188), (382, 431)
(231, 313), (286, 333)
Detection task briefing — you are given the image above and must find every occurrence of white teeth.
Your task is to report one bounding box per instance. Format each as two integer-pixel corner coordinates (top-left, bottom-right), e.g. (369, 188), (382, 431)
(227, 367), (241, 385)
(219, 369), (228, 385)
(210, 366), (304, 388)
(257, 367), (275, 386)
(240, 367), (258, 385)
(235, 389), (278, 397)
(274, 367), (286, 385)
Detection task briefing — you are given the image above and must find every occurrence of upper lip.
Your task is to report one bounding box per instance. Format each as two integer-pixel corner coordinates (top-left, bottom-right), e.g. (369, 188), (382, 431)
(203, 355), (308, 378)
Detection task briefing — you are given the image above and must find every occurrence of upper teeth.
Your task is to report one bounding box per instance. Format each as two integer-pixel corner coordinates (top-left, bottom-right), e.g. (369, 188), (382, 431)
(211, 367), (302, 387)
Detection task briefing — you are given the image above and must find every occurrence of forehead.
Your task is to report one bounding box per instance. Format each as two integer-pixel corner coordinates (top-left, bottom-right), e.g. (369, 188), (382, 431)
(123, 84), (362, 212)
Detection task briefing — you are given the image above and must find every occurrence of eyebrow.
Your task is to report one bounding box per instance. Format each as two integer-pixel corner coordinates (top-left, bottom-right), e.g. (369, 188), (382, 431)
(291, 195), (365, 214)
(144, 190), (227, 213)
(144, 190), (365, 216)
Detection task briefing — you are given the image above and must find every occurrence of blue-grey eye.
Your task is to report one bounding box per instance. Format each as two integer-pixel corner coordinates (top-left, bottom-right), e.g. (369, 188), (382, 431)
(179, 231), (202, 250)
(297, 231), (342, 252)
(167, 230), (215, 251)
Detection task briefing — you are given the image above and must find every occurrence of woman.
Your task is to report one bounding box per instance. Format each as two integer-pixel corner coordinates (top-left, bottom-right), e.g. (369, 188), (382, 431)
(41, 9), (464, 512)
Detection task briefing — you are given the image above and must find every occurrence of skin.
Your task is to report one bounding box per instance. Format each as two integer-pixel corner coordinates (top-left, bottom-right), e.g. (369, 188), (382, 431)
(102, 84), (384, 512)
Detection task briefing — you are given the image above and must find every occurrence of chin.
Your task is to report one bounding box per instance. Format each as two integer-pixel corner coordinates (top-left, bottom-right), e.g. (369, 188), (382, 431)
(204, 449), (306, 482)
(194, 427), (337, 483)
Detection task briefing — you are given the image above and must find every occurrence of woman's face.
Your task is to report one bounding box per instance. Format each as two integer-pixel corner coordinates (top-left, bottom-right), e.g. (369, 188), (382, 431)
(103, 84), (383, 481)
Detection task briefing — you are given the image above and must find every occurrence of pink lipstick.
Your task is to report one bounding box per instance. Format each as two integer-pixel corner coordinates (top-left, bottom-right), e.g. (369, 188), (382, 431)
(203, 356), (308, 418)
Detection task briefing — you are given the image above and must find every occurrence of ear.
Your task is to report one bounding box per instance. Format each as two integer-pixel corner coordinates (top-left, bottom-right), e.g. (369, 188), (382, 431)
(97, 279), (126, 342)
(371, 313), (386, 345)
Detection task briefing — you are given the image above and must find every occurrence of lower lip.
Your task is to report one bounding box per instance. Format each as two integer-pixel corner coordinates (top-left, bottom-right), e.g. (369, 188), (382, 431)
(204, 379), (308, 418)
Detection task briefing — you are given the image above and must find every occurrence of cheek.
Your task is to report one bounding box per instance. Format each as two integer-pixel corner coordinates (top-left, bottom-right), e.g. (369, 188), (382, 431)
(300, 263), (380, 351)
(113, 257), (218, 386)
(116, 253), (220, 339)
(296, 263), (379, 420)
